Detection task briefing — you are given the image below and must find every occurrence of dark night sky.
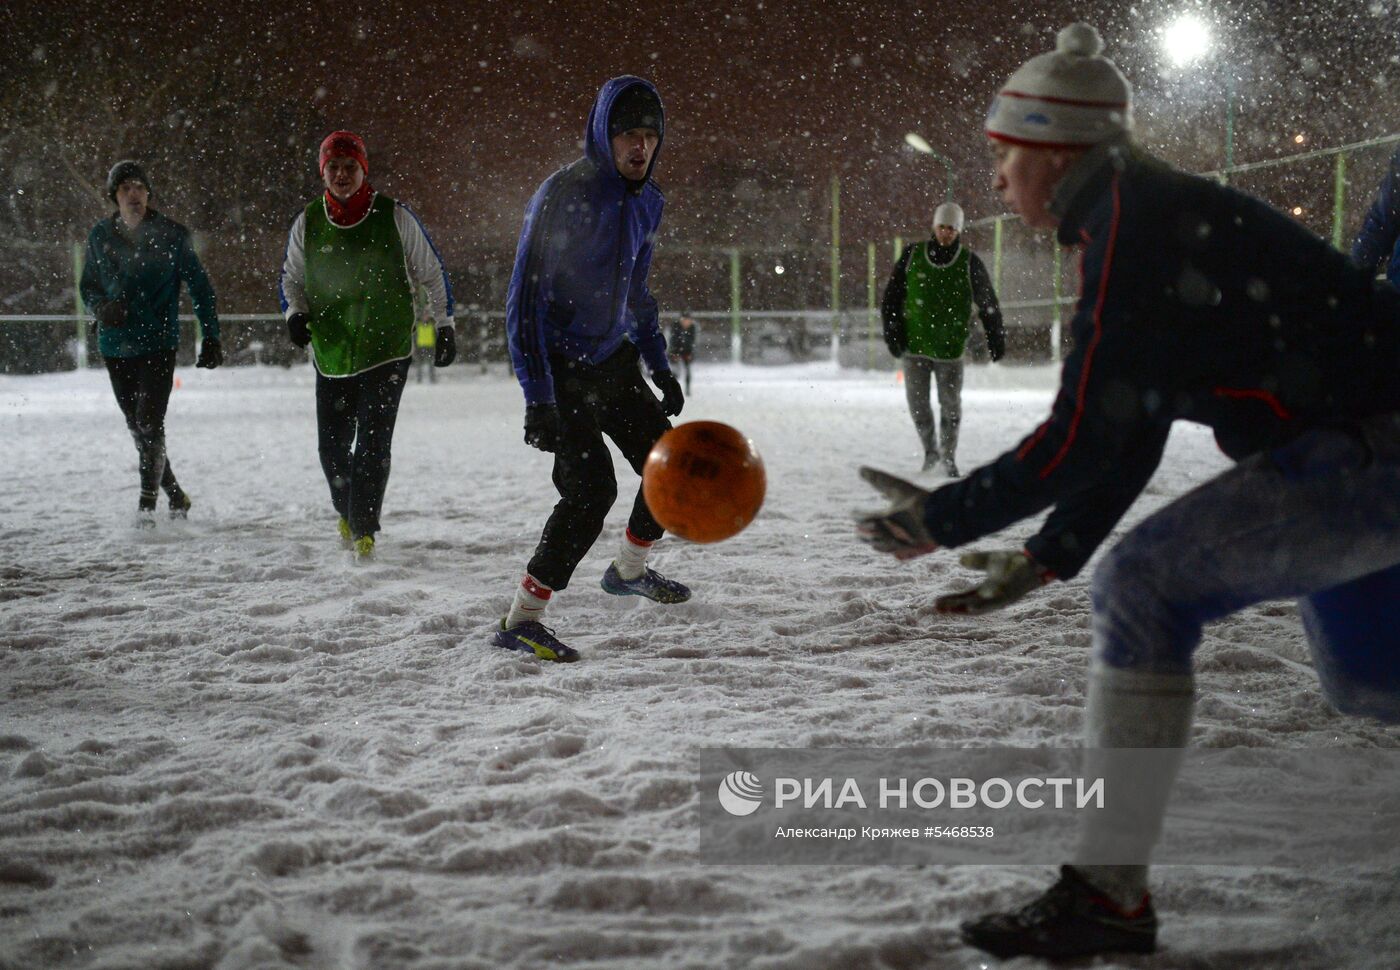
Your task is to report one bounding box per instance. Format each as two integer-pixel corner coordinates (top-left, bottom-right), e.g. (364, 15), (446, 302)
(6, 0), (1400, 255)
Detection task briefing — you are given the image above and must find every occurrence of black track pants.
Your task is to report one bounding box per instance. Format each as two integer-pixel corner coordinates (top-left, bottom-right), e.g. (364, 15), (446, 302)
(527, 344), (672, 591)
(315, 358), (411, 538)
(105, 349), (180, 506)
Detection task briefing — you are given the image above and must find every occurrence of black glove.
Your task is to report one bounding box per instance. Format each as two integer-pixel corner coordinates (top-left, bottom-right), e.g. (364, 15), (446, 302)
(934, 549), (1052, 614)
(653, 370), (684, 417)
(195, 337), (223, 369)
(524, 403), (562, 452)
(287, 312), (312, 349)
(855, 466), (939, 560)
(97, 299), (128, 329)
(986, 323), (1006, 362)
(433, 326), (457, 367)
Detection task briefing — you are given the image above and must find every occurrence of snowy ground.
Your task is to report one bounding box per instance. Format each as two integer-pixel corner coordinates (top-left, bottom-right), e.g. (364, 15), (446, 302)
(2, 359), (1398, 970)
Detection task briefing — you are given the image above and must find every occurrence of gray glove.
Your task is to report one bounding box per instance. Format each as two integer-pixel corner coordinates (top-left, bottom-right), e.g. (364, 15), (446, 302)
(855, 466), (938, 560)
(934, 550), (1053, 615)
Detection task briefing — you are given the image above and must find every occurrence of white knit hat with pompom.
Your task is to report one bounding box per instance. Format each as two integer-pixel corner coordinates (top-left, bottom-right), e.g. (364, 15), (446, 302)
(984, 23), (1133, 147)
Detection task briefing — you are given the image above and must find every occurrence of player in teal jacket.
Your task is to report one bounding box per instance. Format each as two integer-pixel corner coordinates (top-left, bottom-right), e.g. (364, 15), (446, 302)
(80, 160), (222, 525)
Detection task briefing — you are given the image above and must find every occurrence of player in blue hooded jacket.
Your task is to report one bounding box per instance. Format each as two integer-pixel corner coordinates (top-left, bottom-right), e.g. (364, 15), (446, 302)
(494, 76), (688, 663)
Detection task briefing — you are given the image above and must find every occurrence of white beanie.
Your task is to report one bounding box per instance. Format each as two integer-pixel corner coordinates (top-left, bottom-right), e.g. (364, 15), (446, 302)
(932, 202), (964, 232)
(984, 23), (1133, 148)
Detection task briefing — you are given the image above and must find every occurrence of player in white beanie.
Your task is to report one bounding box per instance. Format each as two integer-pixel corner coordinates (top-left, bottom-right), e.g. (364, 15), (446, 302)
(859, 22), (1400, 960)
(984, 23), (1132, 148)
(880, 198), (1003, 476)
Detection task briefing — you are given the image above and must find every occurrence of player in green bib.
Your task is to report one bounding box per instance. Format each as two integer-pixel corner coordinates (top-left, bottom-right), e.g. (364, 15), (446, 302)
(881, 202), (1005, 477)
(278, 131), (456, 557)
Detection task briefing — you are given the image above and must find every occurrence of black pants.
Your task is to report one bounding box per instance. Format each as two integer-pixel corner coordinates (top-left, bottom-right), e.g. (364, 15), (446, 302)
(105, 349), (181, 507)
(528, 344), (672, 591)
(315, 358), (411, 538)
(675, 353), (693, 394)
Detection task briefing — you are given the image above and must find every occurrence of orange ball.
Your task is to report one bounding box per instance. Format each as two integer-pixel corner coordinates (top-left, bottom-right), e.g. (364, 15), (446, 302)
(643, 421), (766, 543)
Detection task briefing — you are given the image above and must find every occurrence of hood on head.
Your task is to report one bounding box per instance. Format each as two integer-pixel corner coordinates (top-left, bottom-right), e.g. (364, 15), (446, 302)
(585, 75), (665, 184)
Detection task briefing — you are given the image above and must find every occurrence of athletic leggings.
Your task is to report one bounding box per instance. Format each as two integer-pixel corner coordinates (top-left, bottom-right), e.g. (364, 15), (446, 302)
(527, 343), (672, 591)
(315, 358), (411, 538)
(105, 349), (180, 507)
(903, 355), (963, 462)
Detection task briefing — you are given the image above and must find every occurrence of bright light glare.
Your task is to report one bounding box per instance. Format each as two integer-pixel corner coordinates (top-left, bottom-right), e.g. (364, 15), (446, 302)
(774, 264), (786, 275)
(1294, 134), (1306, 144)
(904, 132), (933, 154)
(1292, 207), (1304, 215)
(1162, 14), (1213, 67)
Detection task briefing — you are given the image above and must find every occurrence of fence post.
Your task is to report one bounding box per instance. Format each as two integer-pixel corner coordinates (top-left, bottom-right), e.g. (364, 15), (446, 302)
(727, 248), (742, 364)
(830, 174), (841, 362)
(992, 216), (1004, 292)
(72, 241), (87, 371)
(1051, 241), (1063, 363)
(866, 241), (877, 369)
(1332, 151), (1348, 251)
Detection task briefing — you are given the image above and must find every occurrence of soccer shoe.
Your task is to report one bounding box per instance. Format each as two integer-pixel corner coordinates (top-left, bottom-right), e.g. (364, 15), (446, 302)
(600, 563), (692, 604)
(943, 458), (961, 478)
(960, 865), (1157, 959)
(492, 619), (580, 663)
(134, 509), (157, 530)
(337, 517), (353, 545)
(921, 450), (942, 472)
(168, 491), (192, 519)
(353, 534), (375, 558)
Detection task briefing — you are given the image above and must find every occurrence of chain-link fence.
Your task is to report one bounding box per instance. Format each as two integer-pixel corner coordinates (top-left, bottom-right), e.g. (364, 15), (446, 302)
(4, 133), (1396, 375)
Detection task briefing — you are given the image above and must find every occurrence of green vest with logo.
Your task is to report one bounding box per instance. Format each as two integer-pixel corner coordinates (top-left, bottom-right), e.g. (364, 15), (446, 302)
(901, 242), (974, 360)
(303, 193), (415, 376)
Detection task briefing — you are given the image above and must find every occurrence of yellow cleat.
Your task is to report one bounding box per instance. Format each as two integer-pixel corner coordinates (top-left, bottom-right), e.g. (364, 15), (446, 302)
(353, 534), (375, 558)
(337, 517), (353, 545)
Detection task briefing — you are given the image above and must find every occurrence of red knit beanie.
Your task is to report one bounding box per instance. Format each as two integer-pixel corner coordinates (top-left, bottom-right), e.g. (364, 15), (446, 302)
(318, 131), (369, 177)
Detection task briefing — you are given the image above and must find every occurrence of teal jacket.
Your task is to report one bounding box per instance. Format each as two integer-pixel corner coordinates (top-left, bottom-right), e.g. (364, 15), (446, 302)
(80, 210), (219, 358)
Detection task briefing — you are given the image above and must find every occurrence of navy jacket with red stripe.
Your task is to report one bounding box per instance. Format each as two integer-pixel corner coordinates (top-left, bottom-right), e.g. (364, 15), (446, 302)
(921, 138), (1400, 579)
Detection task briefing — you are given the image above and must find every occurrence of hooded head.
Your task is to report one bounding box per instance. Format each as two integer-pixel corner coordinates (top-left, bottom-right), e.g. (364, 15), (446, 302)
(984, 23), (1133, 148)
(585, 76), (665, 185)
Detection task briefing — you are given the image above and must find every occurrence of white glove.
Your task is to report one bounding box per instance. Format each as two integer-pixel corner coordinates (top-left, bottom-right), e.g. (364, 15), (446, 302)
(855, 466), (939, 561)
(935, 550), (1053, 615)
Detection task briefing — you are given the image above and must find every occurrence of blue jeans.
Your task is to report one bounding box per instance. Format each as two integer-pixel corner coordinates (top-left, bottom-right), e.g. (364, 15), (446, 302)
(1092, 414), (1400, 677)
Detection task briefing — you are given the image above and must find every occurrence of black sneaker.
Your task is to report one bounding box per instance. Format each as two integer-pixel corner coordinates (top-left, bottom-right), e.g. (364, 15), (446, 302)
(960, 865), (1156, 959)
(169, 491), (192, 519)
(943, 457), (961, 478)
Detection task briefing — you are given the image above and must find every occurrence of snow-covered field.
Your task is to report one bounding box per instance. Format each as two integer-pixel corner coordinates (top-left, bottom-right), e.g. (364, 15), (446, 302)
(3, 359), (1398, 970)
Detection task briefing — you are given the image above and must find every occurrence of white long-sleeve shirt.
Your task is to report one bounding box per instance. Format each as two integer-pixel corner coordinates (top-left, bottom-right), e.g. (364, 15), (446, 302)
(278, 194), (454, 327)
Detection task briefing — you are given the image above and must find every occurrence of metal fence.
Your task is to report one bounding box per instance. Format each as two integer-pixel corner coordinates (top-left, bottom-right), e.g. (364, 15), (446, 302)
(4, 132), (1396, 375)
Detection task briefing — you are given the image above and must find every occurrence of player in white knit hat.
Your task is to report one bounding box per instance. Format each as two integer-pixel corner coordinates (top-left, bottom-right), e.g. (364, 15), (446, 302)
(880, 198), (1004, 477)
(859, 22), (1400, 960)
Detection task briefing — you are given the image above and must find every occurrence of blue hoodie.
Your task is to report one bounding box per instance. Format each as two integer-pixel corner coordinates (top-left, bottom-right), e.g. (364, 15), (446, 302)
(506, 76), (671, 406)
(1353, 142), (1400, 287)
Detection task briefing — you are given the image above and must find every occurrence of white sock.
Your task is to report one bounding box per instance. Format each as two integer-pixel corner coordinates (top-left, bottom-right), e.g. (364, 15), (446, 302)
(506, 574), (552, 628)
(1074, 663), (1195, 909)
(614, 529), (653, 581)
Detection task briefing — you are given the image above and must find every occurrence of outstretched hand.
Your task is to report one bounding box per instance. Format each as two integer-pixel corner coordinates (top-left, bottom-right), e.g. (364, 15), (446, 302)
(934, 550), (1053, 615)
(854, 466), (939, 560)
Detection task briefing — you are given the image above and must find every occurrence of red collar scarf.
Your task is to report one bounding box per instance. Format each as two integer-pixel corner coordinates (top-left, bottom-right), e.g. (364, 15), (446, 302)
(324, 182), (375, 226)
